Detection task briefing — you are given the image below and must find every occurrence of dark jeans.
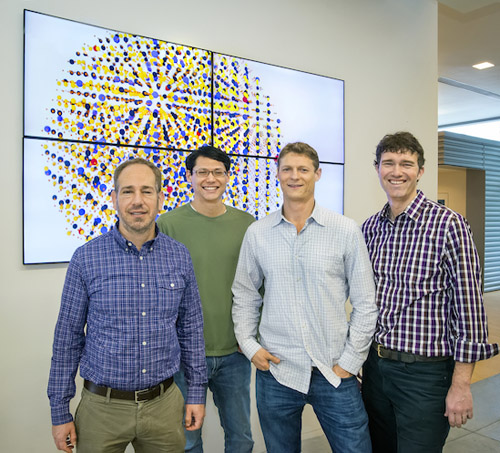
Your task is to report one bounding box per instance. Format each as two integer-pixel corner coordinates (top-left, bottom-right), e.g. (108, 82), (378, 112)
(362, 347), (454, 453)
(256, 368), (371, 453)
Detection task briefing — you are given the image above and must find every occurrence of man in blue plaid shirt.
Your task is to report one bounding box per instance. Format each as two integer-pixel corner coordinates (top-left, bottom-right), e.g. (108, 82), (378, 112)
(48, 158), (207, 453)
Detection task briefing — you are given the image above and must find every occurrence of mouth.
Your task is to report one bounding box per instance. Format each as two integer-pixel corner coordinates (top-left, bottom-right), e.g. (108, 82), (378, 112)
(202, 185), (220, 191)
(388, 179), (405, 186)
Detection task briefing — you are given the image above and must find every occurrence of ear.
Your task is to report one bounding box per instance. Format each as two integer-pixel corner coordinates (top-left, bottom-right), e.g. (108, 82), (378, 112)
(418, 166), (425, 181)
(315, 167), (322, 182)
(157, 190), (165, 207)
(111, 189), (117, 210)
(186, 170), (193, 184)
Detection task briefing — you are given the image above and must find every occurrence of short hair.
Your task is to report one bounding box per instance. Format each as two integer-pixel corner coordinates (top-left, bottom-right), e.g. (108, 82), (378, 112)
(113, 158), (162, 193)
(374, 131), (425, 168)
(277, 142), (320, 171)
(185, 145), (231, 173)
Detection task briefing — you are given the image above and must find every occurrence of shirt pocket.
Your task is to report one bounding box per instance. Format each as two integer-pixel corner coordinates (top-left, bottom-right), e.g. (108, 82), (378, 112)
(154, 275), (187, 318)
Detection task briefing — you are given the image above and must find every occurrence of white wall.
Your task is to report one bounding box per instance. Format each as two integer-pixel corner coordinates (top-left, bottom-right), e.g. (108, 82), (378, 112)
(0, 0), (438, 451)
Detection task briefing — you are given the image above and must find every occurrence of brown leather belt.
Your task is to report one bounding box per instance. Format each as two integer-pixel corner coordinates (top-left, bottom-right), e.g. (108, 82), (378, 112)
(84, 377), (173, 403)
(372, 343), (451, 363)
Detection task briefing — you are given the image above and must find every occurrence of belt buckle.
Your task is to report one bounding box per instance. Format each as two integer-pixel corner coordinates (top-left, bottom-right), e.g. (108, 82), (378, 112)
(377, 344), (384, 358)
(134, 388), (150, 403)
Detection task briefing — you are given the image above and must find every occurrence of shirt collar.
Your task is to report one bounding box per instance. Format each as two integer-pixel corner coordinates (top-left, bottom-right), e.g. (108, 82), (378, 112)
(273, 202), (326, 228)
(379, 190), (426, 223)
(112, 221), (159, 252)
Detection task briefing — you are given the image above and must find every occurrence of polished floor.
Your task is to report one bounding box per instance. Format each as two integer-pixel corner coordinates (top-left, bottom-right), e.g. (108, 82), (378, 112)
(301, 291), (500, 452)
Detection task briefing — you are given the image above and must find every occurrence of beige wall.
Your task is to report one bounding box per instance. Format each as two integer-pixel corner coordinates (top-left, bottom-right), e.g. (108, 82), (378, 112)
(438, 165), (467, 216)
(0, 1), (438, 451)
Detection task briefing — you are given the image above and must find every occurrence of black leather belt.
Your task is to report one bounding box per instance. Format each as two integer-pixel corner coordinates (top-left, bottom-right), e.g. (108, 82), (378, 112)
(372, 343), (451, 363)
(84, 377), (173, 403)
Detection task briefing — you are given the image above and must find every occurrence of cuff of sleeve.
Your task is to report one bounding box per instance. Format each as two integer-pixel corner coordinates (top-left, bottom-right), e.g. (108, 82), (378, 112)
(454, 340), (500, 363)
(185, 385), (207, 405)
(338, 352), (364, 377)
(51, 405), (74, 426)
(240, 338), (262, 362)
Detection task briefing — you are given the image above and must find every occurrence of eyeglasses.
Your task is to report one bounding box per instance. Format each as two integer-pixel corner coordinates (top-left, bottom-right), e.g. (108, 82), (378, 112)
(193, 169), (227, 178)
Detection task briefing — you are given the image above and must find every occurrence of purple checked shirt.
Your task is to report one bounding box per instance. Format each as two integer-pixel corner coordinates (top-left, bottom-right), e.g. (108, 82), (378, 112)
(48, 224), (207, 426)
(362, 191), (498, 362)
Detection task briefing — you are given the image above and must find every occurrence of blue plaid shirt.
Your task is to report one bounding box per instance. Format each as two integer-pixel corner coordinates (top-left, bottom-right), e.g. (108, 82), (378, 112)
(48, 224), (207, 425)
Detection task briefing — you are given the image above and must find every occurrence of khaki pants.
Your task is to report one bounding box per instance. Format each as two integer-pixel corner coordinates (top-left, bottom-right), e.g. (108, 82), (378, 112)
(75, 383), (185, 453)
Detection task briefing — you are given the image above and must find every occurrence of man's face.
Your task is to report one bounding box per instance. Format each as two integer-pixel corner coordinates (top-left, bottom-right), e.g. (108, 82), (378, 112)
(376, 150), (424, 206)
(111, 164), (164, 238)
(187, 156), (229, 204)
(277, 152), (321, 204)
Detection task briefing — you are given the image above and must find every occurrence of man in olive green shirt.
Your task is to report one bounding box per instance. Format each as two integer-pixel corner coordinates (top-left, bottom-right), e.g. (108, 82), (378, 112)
(157, 146), (254, 453)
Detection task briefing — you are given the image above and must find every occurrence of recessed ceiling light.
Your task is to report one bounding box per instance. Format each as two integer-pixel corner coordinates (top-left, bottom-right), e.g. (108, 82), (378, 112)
(472, 62), (495, 70)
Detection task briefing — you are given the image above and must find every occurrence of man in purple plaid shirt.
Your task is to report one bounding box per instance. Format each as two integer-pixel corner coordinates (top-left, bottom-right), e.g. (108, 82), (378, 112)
(362, 132), (499, 453)
(48, 158), (207, 453)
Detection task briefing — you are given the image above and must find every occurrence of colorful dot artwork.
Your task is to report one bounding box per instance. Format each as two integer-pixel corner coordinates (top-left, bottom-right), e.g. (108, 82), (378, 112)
(40, 27), (283, 241)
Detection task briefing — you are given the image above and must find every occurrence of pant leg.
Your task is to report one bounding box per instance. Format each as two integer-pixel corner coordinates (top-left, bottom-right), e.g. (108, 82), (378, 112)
(362, 348), (398, 453)
(133, 382), (186, 453)
(174, 366), (206, 453)
(388, 358), (454, 453)
(256, 369), (305, 453)
(74, 387), (134, 453)
(209, 352), (254, 453)
(363, 348), (454, 453)
(308, 369), (371, 453)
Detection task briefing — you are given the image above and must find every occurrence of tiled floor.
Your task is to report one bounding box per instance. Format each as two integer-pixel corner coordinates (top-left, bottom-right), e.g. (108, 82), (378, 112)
(302, 291), (500, 452)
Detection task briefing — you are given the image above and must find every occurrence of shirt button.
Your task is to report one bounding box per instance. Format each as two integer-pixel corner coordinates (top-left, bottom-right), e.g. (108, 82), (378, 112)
(141, 283), (145, 288)
(142, 312), (146, 316)
(128, 242), (133, 247)
(139, 256), (144, 260)
(142, 369), (147, 374)
(170, 283), (175, 288)
(142, 341), (147, 346)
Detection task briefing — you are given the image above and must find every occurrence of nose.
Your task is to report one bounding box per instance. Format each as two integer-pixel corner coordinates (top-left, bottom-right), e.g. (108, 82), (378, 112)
(205, 171), (216, 181)
(131, 191), (145, 205)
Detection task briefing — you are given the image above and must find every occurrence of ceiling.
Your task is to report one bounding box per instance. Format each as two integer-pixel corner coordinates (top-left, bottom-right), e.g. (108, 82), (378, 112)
(438, 0), (500, 126)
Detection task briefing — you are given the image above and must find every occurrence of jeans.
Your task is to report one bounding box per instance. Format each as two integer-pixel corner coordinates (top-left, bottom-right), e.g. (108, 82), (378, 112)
(175, 351), (253, 453)
(256, 368), (371, 453)
(362, 347), (454, 453)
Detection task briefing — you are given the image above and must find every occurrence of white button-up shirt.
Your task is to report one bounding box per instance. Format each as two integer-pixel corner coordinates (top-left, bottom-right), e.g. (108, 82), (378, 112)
(232, 204), (377, 394)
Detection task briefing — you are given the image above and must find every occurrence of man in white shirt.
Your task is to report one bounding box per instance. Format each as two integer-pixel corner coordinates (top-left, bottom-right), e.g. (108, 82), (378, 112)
(232, 142), (377, 453)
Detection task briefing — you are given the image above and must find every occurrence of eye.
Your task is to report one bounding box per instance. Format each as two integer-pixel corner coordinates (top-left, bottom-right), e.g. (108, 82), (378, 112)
(213, 169), (227, 177)
(196, 169), (209, 177)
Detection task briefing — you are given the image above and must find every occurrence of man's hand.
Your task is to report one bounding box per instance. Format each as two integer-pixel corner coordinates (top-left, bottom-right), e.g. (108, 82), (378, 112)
(333, 364), (353, 379)
(185, 404), (205, 431)
(251, 347), (280, 371)
(444, 362), (474, 428)
(52, 422), (76, 452)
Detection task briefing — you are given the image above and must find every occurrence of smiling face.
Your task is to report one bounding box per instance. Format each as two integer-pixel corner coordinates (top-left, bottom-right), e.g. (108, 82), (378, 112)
(111, 163), (164, 243)
(278, 152), (321, 204)
(376, 150), (424, 209)
(187, 156), (230, 205)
